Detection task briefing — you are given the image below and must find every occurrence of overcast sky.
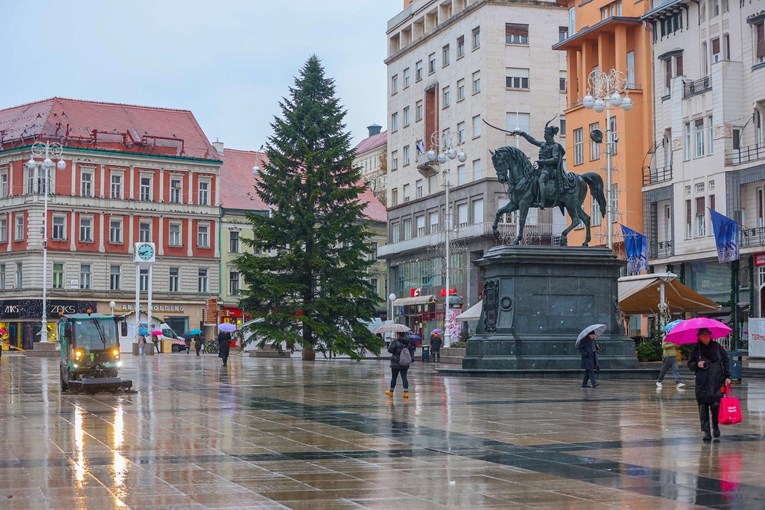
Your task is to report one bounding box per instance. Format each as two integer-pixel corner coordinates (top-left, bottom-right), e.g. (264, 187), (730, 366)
(0, 1), (401, 150)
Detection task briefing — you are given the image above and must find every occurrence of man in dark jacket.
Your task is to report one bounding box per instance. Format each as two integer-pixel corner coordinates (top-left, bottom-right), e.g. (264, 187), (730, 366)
(218, 331), (232, 367)
(577, 331), (599, 388)
(430, 332), (442, 363)
(386, 331), (415, 399)
(688, 328), (731, 441)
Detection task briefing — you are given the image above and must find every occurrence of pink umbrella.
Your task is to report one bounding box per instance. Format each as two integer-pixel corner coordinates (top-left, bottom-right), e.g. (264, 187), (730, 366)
(151, 330), (163, 336)
(664, 317), (731, 344)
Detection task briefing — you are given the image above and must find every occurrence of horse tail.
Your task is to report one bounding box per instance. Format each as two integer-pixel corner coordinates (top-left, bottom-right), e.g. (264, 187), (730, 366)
(582, 172), (606, 218)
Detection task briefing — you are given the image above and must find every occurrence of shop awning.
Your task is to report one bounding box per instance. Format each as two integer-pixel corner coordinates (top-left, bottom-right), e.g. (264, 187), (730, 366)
(392, 295), (437, 307)
(457, 300), (483, 321)
(618, 273), (720, 315)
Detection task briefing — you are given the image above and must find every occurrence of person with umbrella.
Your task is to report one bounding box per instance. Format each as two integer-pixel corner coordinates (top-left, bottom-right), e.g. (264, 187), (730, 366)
(684, 324), (732, 441)
(217, 323), (235, 368)
(576, 324), (605, 388)
(386, 330), (415, 399)
(656, 319), (685, 389)
(429, 329), (443, 364)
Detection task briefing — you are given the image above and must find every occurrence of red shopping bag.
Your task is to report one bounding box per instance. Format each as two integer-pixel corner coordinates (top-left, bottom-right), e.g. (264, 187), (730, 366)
(719, 384), (742, 425)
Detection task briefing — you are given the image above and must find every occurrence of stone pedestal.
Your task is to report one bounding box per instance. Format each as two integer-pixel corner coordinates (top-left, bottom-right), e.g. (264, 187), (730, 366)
(27, 341), (60, 358)
(463, 245), (637, 370)
(249, 346), (290, 358)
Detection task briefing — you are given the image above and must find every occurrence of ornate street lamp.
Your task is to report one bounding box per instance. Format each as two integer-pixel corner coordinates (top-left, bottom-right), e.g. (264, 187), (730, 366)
(26, 142), (66, 343)
(582, 69), (633, 249)
(426, 131), (466, 348)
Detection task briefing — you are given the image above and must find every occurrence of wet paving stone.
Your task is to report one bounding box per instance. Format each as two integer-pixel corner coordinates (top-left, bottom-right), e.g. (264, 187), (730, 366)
(1, 353), (764, 508)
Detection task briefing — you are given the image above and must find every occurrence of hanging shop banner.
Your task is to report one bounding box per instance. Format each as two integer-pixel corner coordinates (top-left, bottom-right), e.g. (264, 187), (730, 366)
(0, 299), (97, 319)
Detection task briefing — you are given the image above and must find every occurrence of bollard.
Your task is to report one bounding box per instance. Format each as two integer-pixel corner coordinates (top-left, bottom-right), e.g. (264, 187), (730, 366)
(422, 345), (430, 362)
(728, 350), (745, 382)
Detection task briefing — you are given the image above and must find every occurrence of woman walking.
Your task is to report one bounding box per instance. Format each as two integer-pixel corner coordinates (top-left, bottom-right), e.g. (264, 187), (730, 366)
(217, 330), (231, 367)
(386, 331), (415, 399)
(577, 331), (599, 388)
(688, 328), (731, 441)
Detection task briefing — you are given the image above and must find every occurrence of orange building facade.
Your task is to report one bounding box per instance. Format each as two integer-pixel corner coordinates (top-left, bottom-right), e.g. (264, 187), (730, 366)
(553, 0), (653, 252)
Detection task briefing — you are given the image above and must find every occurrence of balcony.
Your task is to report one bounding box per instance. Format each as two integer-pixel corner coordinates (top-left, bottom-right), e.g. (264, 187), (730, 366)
(643, 164), (673, 186)
(740, 226), (765, 248)
(649, 240), (673, 260)
(726, 145), (765, 166)
(683, 76), (711, 99)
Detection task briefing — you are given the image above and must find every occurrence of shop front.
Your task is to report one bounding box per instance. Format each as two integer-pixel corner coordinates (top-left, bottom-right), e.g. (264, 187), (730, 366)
(0, 299), (96, 351)
(109, 301), (205, 339)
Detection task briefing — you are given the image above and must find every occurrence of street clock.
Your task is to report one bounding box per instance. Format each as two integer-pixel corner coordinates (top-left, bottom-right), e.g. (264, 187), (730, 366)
(134, 242), (156, 264)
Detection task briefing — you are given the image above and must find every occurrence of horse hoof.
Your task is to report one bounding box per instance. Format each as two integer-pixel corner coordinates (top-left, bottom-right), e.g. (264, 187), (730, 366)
(582, 242), (589, 247)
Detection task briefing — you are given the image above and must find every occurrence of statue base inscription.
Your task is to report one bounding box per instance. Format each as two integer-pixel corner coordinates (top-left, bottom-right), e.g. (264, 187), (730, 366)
(463, 245), (637, 370)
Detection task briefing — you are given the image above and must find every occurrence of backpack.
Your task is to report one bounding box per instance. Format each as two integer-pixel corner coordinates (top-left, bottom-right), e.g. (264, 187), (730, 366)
(398, 345), (413, 367)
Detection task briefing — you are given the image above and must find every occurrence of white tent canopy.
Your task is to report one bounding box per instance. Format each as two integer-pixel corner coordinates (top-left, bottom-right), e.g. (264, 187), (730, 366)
(457, 300), (483, 321)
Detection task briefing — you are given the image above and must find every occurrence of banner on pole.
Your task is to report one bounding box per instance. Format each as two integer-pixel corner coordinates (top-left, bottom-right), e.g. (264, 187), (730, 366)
(620, 224), (648, 275)
(709, 209), (739, 263)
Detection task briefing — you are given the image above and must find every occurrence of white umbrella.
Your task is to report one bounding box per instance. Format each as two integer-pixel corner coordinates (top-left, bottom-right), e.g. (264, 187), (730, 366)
(575, 324), (607, 346)
(373, 323), (411, 334)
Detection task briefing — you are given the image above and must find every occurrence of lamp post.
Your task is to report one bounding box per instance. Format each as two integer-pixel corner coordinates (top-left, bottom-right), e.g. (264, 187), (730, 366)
(26, 142), (66, 343)
(109, 300), (116, 316)
(426, 131), (466, 348)
(582, 69), (633, 249)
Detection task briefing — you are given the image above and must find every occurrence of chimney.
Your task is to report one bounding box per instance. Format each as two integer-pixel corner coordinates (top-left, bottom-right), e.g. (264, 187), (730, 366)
(212, 139), (224, 156)
(367, 124), (382, 137)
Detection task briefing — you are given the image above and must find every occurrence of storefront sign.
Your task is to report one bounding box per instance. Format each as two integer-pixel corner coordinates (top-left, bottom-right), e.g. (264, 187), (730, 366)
(755, 253), (765, 267)
(115, 303), (186, 313)
(0, 299), (97, 319)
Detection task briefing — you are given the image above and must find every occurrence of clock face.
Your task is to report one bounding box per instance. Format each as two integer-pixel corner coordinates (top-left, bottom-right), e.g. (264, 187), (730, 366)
(138, 244), (155, 260)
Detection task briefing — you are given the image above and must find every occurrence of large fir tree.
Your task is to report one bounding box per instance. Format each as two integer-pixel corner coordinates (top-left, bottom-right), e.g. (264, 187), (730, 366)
(235, 56), (383, 359)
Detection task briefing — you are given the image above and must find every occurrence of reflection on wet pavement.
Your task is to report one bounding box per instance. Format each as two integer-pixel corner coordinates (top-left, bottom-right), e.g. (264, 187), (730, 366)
(0, 353), (764, 508)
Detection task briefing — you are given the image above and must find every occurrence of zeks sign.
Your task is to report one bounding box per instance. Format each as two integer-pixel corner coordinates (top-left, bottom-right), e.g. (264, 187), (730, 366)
(0, 299), (96, 319)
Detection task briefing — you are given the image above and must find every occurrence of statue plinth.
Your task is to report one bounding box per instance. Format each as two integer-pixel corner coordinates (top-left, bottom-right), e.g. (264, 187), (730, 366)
(463, 245), (637, 370)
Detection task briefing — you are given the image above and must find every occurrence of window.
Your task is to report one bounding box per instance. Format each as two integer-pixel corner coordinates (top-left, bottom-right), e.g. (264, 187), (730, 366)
(457, 203), (469, 228)
(80, 172), (93, 197)
(198, 269), (208, 293)
(415, 179), (423, 199)
(724, 33), (730, 60)
(568, 8), (576, 37)
(472, 159), (482, 180)
(391, 151), (398, 171)
(560, 118), (566, 136)
(589, 123), (601, 161)
(0, 219), (5, 243)
(428, 52), (436, 74)
(712, 0), (719, 17)
(712, 37), (721, 63)
(169, 267), (180, 292)
(391, 222), (400, 242)
(505, 23), (528, 44)
(416, 215), (425, 237)
(694, 119), (705, 157)
(708, 116), (714, 155)
(559, 26), (568, 42)
(429, 211), (439, 233)
(139, 221), (151, 242)
(52, 216), (66, 240)
(169, 223), (181, 246)
(140, 268), (149, 292)
(506, 68), (529, 89)
(609, 117), (618, 155)
(229, 230), (240, 253)
(403, 67), (410, 88)
(53, 263), (64, 289)
(415, 60), (423, 81)
(600, 0), (621, 20)
(472, 198), (484, 224)
(457, 164), (466, 185)
(403, 106), (410, 127)
(0, 172), (7, 198)
(457, 35), (465, 58)
(442, 86), (450, 108)
(664, 59), (672, 95)
(457, 122), (466, 144)
(15, 215), (24, 241)
(472, 115), (481, 138)
(702, 42), (708, 75)
(110, 265), (121, 291)
(403, 183), (410, 202)
(403, 145), (410, 166)
(80, 264), (91, 290)
(198, 181), (209, 205)
(109, 219), (122, 243)
(198, 223), (210, 248)
(723, 0), (729, 12)
(471, 26), (480, 49)
(110, 174), (122, 199)
(755, 21), (765, 64)
(442, 44), (450, 67)
(684, 122), (692, 160)
(0, 264), (4, 289)
(391, 74), (398, 95)
(626, 51), (635, 87)
(695, 196), (706, 237)
(415, 100), (423, 122)
(574, 128), (584, 165)
(428, 175), (437, 194)
(559, 72), (567, 92)
(472, 71), (481, 94)
(140, 176), (151, 201)
(229, 271), (240, 295)
(506, 112), (530, 133)
(15, 262), (22, 288)
(79, 217), (92, 242)
(402, 218), (412, 240)
(676, 54), (684, 77)
(391, 112), (398, 132)
(591, 201), (602, 227)
(457, 79), (465, 101)
(170, 177), (182, 203)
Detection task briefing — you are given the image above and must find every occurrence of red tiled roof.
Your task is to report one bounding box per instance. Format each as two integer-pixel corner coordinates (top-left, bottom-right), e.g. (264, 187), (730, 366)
(359, 185), (387, 223)
(219, 148), (269, 211)
(354, 131), (387, 154)
(0, 97), (219, 160)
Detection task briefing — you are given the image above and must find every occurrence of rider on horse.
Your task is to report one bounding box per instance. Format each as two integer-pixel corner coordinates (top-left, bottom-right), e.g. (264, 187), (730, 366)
(513, 120), (568, 210)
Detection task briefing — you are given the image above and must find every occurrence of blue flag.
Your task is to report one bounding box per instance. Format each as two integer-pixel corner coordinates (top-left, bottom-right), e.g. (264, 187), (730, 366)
(620, 224), (648, 275)
(709, 208), (739, 263)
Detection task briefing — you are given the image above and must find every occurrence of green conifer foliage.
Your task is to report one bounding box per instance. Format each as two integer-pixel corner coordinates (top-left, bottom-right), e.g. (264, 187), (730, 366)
(235, 56), (383, 359)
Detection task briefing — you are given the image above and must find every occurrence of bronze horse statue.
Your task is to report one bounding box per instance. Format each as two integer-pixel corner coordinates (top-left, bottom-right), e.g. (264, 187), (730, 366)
(490, 146), (607, 246)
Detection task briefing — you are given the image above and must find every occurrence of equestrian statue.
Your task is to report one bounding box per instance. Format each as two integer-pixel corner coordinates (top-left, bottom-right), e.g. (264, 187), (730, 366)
(489, 118), (607, 246)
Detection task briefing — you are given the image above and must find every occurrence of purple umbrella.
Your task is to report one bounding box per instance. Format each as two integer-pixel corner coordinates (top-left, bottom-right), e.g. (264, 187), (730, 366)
(218, 323), (236, 333)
